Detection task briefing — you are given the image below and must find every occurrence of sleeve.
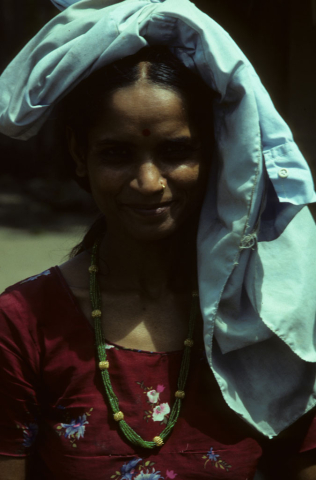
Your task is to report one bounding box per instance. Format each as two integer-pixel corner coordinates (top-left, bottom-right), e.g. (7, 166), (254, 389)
(0, 288), (40, 457)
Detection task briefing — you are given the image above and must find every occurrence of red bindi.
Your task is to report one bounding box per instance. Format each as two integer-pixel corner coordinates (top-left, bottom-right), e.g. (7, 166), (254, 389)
(142, 129), (151, 137)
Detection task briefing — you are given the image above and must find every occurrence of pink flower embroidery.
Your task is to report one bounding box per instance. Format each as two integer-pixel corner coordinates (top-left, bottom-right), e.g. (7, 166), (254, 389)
(166, 470), (177, 479)
(156, 385), (165, 393)
(152, 403), (170, 422)
(147, 390), (160, 404)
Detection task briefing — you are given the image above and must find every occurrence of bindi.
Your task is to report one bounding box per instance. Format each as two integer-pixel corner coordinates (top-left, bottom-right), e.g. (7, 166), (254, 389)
(142, 128), (151, 137)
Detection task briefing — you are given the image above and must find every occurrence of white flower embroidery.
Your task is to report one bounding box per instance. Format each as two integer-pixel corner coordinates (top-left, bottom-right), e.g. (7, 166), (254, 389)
(147, 390), (160, 404)
(152, 403), (170, 422)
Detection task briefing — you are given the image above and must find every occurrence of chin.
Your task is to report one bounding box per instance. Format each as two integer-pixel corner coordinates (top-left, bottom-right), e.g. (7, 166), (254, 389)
(124, 221), (181, 242)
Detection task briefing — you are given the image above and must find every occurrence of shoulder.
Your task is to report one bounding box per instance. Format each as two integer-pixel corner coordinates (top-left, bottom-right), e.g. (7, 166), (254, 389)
(0, 266), (69, 333)
(1, 268), (56, 310)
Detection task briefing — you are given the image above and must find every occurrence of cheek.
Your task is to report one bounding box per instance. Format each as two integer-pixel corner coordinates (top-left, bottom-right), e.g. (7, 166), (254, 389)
(169, 163), (206, 190)
(87, 165), (125, 203)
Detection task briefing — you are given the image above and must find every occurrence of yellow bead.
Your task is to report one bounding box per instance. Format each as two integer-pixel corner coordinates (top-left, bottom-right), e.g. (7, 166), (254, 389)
(89, 265), (99, 273)
(184, 338), (194, 347)
(153, 436), (164, 446)
(92, 309), (102, 318)
(113, 411), (124, 422)
(99, 360), (109, 370)
(175, 390), (185, 399)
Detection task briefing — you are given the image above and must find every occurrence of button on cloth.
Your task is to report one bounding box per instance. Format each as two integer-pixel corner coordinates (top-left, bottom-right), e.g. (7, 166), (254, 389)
(278, 168), (289, 178)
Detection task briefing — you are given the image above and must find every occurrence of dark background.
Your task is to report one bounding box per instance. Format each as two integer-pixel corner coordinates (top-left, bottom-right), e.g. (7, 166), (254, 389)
(0, 0), (315, 226)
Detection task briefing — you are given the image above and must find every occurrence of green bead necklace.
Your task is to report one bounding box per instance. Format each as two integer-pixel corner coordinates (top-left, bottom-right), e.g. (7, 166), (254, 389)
(89, 240), (199, 449)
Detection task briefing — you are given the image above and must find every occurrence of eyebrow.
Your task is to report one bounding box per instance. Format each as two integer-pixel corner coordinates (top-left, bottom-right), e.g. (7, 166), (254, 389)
(94, 136), (200, 147)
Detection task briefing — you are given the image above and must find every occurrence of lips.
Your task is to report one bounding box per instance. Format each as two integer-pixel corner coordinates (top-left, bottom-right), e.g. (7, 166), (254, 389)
(122, 201), (173, 217)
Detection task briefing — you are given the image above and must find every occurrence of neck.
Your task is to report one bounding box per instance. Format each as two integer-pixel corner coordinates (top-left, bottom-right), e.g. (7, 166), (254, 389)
(98, 223), (197, 298)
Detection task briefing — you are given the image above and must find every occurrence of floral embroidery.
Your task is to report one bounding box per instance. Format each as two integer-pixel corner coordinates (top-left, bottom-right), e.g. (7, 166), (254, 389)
(147, 390), (160, 403)
(147, 385), (165, 404)
(137, 382), (170, 425)
(16, 422), (39, 448)
(202, 447), (232, 472)
(111, 458), (173, 480)
(134, 469), (162, 480)
(165, 471), (177, 479)
(152, 403), (170, 422)
(119, 458), (143, 479)
(56, 408), (93, 447)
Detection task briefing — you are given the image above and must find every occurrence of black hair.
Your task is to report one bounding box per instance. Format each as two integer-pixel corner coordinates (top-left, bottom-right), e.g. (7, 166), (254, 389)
(52, 46), (214, 258)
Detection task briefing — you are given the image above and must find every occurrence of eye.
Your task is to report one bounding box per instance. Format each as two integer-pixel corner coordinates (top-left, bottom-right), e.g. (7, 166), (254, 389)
(160, 143), (200, 161)
(98, 146), (132, 164)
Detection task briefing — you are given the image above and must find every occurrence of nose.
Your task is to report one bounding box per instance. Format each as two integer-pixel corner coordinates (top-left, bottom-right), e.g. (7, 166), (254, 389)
(130, 161), (165, 195)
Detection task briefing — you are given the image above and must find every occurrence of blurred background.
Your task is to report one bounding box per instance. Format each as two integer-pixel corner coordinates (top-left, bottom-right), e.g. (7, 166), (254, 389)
(0, 0), (315, 292)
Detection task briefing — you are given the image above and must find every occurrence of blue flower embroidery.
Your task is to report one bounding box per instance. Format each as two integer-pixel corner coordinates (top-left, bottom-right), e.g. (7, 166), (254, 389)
(202, 447), (232, 472)
(112, 458), (174, 480)
(61, 414), (88, 439)
(121, 458), (143, 480)
(56, 408), (93, 447)
(134, 470), (162, 480)
(22, 423), (38, 448)
(206, 447), (220, 462)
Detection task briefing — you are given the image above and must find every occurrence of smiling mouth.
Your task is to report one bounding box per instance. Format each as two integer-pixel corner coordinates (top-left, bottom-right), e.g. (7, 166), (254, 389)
(122, 201), (173, 217)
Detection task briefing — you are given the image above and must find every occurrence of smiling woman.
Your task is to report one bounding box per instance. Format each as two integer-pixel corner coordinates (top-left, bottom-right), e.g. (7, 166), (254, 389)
(68, 65), (209, 242)
(0, 1), (316, 479)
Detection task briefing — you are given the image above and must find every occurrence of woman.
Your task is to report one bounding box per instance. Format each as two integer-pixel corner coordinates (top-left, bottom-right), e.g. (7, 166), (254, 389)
(0, 1), (316, 479)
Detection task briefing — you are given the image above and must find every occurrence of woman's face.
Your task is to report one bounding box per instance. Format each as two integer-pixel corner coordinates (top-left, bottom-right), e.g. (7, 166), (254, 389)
(70, 81), (210, 241)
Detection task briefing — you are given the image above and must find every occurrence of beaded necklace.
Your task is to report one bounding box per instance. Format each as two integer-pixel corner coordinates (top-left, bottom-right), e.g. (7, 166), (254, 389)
(89, 240), (199, 449)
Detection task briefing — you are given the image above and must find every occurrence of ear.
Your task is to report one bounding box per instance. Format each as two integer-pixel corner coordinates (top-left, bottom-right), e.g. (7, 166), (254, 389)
(67, 126), (88, 177)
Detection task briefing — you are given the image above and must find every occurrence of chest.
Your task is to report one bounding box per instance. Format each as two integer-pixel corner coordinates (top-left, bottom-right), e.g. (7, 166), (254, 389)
(73, 287), (201, 352)
(37, 334), (262, 480)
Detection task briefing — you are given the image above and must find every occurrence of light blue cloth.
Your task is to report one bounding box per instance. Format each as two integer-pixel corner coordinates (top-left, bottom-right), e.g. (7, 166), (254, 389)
(0, 0), (315, 437)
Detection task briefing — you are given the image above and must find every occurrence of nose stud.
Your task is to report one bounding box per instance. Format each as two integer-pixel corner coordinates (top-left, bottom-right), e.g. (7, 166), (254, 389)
(160, 182), (166, 190)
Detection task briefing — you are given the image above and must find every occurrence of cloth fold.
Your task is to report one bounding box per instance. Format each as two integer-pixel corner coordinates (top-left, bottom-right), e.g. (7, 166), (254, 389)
(0, 0), (315, 437)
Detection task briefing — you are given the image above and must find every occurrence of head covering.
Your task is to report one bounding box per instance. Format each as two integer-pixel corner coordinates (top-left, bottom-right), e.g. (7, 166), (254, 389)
(0, 0), (315, 438)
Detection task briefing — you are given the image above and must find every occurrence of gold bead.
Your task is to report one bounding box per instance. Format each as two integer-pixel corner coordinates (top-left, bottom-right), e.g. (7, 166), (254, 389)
(113, 411), (124, 422)
(89, 265), (99, 273)
(175, 390), (185, 399)
(153, 436), (164, 446)
(99, 360), (109, 370)
(184, 338), (194, 347)
(92, 309), (102, 318)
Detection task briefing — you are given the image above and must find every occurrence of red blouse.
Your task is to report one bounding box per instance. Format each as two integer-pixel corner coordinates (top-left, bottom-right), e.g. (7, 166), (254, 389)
(0, 268), (315, 479)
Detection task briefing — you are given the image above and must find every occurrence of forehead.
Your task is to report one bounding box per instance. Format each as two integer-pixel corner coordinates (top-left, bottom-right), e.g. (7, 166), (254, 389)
(90, 82), (191, 137)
